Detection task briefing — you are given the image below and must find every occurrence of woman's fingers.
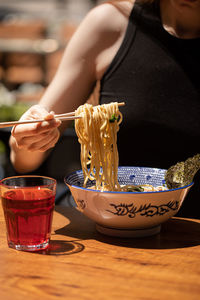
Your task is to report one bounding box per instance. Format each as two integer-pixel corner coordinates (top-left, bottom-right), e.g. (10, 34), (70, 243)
(11, 104), (62, 151)
(16, 127), (60, 152)
(29, 129), (60, 152)
(12, 119), (60, 138)
(44, 111), (55, 120)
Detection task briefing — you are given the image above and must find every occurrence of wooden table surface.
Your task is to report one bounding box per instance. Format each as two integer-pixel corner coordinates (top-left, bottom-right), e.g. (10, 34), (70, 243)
(0, 204), (200, 300)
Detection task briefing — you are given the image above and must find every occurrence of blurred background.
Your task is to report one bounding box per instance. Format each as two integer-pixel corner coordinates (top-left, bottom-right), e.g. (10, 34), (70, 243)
(0, 0), (99, 204)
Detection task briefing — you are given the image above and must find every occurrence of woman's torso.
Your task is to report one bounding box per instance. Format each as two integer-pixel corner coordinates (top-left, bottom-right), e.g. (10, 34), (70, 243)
(99, 0), (200, 168)
(98, 0), (200, 218)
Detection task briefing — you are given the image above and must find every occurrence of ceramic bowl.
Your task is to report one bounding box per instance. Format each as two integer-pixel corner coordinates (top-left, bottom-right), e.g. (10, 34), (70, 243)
(64, 166), (193, 237)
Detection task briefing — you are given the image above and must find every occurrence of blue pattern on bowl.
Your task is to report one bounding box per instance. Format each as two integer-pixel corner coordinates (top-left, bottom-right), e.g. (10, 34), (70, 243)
(65, 166), (167, 190)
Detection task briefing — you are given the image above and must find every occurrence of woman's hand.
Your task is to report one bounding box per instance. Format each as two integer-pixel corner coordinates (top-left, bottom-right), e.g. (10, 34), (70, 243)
(11, 104), (61, 152)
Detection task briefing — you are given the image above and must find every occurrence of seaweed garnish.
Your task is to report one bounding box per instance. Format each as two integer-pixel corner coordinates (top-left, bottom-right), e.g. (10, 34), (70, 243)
(165, 154), (200, 189)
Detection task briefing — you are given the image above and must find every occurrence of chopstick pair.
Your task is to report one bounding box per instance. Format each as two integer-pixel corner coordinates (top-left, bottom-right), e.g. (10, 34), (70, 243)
(0, 113), (79, 129)
(0, 102), (125, 128)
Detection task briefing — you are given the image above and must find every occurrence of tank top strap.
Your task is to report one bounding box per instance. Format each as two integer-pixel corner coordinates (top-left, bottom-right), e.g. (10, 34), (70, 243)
(101, 3), (142, 82)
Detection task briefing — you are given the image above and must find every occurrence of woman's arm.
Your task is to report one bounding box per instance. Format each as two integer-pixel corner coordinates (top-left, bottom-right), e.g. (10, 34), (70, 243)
(9, 1), (132, 173)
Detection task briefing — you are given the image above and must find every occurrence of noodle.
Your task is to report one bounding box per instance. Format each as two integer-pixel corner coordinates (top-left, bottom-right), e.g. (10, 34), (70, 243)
(75, 102), (167, 192)
(75, 102), (122, 191)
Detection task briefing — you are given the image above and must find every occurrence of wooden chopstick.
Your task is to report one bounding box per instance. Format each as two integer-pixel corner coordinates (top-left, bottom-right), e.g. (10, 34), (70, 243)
(0, 115), (81, 129)
(53, 102), (125, 118)
(54, 112), (75, 118)
(0, 102), (125, 129)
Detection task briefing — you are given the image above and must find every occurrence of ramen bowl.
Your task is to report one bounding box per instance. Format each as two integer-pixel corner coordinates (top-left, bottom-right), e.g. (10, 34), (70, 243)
(64, 166), (193, 237)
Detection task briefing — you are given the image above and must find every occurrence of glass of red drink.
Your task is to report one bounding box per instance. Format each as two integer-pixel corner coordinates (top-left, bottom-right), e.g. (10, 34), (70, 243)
(0, 175), (56, 251)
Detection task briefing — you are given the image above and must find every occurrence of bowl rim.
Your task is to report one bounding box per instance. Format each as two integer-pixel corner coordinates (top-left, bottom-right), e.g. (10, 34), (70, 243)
(64, 166), (194, 194)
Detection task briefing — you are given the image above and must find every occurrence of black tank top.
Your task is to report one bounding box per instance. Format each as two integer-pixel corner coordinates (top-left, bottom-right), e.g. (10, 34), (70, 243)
(100, 2), (200, 218)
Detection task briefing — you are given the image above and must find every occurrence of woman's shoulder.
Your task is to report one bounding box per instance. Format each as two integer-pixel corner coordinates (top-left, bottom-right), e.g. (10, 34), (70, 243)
(63, 1), (135, 80)
(82, 1), (134, 35)
(91, 1), (134, 18)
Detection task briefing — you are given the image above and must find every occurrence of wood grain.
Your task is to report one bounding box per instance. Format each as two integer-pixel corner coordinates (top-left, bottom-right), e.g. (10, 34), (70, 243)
(0, 204), (200, 300)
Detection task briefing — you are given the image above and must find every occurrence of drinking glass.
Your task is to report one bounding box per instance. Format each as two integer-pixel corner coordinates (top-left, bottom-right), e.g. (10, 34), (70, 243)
(0, 175), (56, 251)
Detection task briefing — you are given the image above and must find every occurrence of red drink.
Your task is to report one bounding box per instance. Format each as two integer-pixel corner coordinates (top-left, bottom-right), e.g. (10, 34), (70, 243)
(0, 176), (56, 251)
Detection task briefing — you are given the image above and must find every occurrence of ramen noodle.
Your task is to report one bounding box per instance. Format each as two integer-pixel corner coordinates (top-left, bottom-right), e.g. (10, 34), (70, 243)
(75, 102), (167, 192)
(75, 102), (122, 191)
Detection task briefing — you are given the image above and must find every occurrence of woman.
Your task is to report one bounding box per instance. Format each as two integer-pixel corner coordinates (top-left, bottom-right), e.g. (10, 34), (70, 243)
(9, 0), (200, 217)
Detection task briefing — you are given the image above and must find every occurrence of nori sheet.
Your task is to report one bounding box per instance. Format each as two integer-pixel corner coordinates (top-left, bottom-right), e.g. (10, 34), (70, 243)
(165, 154), (200, 189)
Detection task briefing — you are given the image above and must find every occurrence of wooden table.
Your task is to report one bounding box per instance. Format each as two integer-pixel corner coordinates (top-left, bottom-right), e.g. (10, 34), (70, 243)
(0, 204), (200, 300)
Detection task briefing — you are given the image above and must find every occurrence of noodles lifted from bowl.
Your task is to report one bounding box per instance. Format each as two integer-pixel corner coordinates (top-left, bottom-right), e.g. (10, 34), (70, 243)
(75, 102), (122, 191)
(75, 102), (167, 192)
